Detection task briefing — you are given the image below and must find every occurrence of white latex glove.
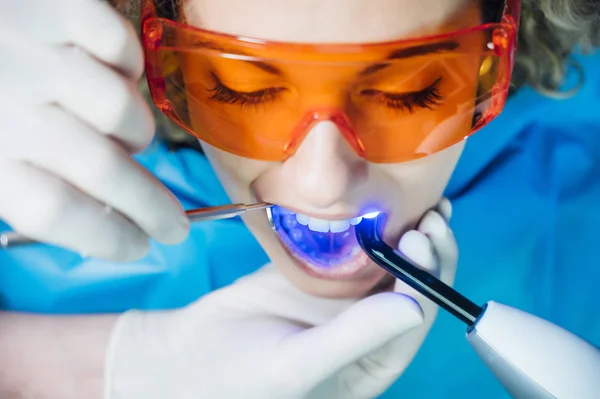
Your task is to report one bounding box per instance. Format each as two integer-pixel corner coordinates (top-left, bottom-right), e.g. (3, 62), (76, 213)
(105, 200), (457, 399)
(0, 0), (189, 261)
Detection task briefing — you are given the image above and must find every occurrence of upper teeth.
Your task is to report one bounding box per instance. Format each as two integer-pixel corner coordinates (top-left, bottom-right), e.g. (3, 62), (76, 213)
(292, 212), (362, 233)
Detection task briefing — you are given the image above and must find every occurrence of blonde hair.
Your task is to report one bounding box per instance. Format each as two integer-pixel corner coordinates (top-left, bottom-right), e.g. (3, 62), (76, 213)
(110, 0), (600, 147)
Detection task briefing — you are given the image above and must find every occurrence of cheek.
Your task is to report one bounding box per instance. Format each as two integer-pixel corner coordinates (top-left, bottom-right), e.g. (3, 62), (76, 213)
(201, 143), (269, 201)
(415, 141), (464, 189)
(382, 141), (464, 212)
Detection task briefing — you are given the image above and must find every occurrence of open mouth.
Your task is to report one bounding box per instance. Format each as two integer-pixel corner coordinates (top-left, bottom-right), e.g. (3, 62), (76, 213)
(267, 205), (379, 278)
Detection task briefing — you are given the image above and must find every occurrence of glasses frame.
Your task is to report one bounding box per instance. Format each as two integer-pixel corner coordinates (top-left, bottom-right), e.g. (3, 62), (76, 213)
(140, 0), (522, 162)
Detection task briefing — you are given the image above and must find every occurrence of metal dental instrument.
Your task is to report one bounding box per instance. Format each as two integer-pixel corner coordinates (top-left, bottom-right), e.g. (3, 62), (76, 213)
(355, 213), (600, 399)
(186, 202), (272, 222)
(0, 202), (272, 249)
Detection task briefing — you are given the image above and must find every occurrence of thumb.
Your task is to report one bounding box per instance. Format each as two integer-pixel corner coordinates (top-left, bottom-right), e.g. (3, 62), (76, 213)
(275, 292), (424, 394)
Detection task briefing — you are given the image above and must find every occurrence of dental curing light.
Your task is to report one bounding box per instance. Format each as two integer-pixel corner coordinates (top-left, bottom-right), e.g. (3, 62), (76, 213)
(355, 214), (600, 399)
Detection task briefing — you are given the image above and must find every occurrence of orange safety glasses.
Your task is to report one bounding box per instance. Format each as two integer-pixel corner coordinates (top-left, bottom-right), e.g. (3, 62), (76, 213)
(141, 0), (520, 163)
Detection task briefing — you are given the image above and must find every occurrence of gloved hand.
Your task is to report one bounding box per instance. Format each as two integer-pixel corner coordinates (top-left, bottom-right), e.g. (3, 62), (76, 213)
(105, 200), (457, 399)
(0, 0), (189, 261)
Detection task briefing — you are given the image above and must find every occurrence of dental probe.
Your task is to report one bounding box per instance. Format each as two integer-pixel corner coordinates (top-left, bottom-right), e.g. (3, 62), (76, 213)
(355, 214), (600, 399)
(0, 202), (272, 249)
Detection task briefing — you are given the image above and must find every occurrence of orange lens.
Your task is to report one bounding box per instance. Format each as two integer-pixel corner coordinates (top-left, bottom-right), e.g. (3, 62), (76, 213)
(142, 7), (516, 163)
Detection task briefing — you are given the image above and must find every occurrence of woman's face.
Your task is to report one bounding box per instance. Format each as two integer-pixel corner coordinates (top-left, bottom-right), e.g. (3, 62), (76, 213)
(184, 0), (472, 298)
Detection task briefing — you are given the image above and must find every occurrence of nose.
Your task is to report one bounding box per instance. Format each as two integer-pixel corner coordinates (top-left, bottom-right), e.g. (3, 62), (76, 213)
(282, 121), (367, 208)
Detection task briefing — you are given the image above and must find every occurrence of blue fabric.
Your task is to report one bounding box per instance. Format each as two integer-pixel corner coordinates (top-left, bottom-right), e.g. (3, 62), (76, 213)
(385, 51), (600, 398)
(0, 142), (269, 312)
(2, 51), (600, 398)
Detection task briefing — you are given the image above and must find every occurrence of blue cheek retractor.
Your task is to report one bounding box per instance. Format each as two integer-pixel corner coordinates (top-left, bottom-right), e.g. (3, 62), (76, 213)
(267, 205), (368, 267)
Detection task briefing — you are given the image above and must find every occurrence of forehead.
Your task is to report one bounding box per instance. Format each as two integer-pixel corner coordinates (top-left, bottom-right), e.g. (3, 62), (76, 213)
(182, 0), (474, 44)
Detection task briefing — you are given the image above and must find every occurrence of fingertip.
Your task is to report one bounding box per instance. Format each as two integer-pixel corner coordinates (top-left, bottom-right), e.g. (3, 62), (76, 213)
(96, 229), (151, 262)
(153, 214), (190, 245)
(363, 292), (424, 331)
(437, 197), (452, 222)
(129, 85), (157, 153)
(418, 210), (448, 238)
(120, 239), (151, 262)
(111, 80), (157, 154)
(132, 181), (190, 246)
(398, 230), (430, 252)
(82, 237), (149, 263)
(97, 213), (152, 262)
(390, 292), (425, 325)
(416, 210), (458, 279)
(327, 292), (425, 345)
(398, 230), (435, 272)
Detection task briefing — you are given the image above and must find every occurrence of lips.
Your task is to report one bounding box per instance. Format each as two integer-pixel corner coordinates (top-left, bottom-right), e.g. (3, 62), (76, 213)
(267, 205), (376, 279)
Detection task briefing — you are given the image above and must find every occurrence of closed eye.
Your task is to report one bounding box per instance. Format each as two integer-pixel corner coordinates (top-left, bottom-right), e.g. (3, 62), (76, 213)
(361, 77), (444, 113)
(207, 72), (286, 107)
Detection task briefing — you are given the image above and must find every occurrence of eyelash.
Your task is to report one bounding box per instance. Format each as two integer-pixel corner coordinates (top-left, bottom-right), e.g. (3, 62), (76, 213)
(361, 77), (445, 113)
(207, 73), (444, 113)
(207, 73), (286, 107)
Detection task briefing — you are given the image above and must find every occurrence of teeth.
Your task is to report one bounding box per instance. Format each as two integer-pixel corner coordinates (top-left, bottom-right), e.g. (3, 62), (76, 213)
(296, 214), (309, 226)
(329, 220), (350, 233)
(285, 208), (364, 233)
(308, 218), (329, 233)
(350, 217), (362, 225)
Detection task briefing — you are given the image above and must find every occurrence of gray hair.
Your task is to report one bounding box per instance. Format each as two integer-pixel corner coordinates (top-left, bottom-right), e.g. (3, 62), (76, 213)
(514, 0), (600, 97)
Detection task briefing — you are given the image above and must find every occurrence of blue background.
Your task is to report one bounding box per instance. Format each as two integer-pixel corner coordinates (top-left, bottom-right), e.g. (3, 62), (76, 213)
(2, 52), (600, 398)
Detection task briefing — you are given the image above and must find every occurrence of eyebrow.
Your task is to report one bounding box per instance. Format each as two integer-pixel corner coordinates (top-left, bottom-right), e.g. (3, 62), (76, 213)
(192, 39), (284, 76)
(359, 40), (460, 76)
(191, 38), (459, 78)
